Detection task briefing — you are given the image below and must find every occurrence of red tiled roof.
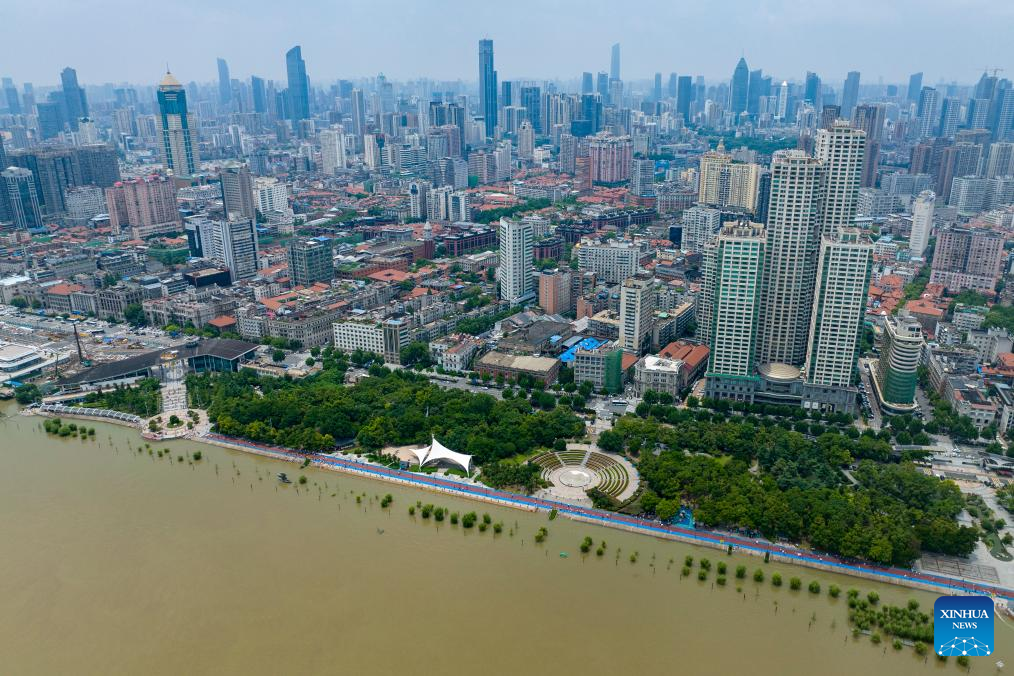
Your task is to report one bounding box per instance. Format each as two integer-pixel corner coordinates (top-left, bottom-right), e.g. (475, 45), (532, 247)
(207, 315), (237, 328)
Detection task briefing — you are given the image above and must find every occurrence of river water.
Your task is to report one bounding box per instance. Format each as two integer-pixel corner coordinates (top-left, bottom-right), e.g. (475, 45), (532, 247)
(0, 402), (1009, 675)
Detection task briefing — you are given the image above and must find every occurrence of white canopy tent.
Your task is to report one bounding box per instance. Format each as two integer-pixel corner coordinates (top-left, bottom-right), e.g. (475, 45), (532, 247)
(407, 436), (473, 474)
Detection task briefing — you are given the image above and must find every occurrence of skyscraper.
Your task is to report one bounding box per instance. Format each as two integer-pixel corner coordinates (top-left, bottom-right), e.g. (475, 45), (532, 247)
(803, 72), (821, 106)
(776, 81), (789, 120)
(319, 127), (347, 174)
(351, 88), (366, 139)
(906, 73), (924, 104)
(219, 163), (256, 221)
(36, 101), (64, 139)
(517, 121), (534, 160)
(756, 150), (823, 368)
(581, 72), (593, 95)
(630, 158), (655, 197)
(217, 58), (232, 106)
(697, 145), (760, 212)
(840, 71), (860, 118)
(681, 206), (722, 253)
(700, 221), (765, 394)
(610, 43), (620, 82)
(814, 121), (865, 239)
(676, 76), (693, 123)
(8, 145), (120, 215)
(985, 142), (1014, 178)
(285, 46), (310, 122)
(2, 167), (43, 230)
(803, 229), (872, 388)
(60, 67), (87, 130)
(520, 86), (542, 133)
(747, 69), (766, 117)
(498, 217), (533, 302)
(478, 39), (497, 139)
(851, 104), (885, 187)
(916, 87), (939, 139)
(3, 78), (21, 115)
(937, 143), (982, 201)
(157, 71), (199, 176)
(731, 57), (749, 116)
(618, 274), (654, 355)
(938, 97), (962, 138)
(910, 191), (935, 258)
(251, 76), (266, 113)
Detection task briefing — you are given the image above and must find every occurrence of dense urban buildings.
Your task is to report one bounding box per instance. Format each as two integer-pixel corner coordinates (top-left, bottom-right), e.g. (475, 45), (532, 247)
(0, 34), (1013, 513)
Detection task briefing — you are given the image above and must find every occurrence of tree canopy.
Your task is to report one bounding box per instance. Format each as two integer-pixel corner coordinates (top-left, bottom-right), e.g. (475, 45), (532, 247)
(193, 364), (584, 465)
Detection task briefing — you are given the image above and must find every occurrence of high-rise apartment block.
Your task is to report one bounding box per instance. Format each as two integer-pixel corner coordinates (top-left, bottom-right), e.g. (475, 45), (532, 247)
(803, 229), (873, 388)
(681, 206), (722, 253)
(814, 122), (865, 238)
(538, 270), (572, 315)
(498, 217), (533, 303)
(219, 163), (256, 221)
(105, 175), (180, 238)
(697, 144), (760, 212)
(930, 226), (1005, 293)
(588, 134), (632, 183)
(618, 274), (654, 354)
(700, 221), (765, 396)
(576, 239), (641, 284)
(756, 150), (823, 368)
(288, 238), (333, 287)
(190, 217), (259, 282)
(319, 128), (347, 175)
(909, 191), (935, 258)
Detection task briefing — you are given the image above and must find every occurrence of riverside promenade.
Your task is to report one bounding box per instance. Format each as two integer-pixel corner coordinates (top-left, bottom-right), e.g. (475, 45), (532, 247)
(203, 432), (1014, 603)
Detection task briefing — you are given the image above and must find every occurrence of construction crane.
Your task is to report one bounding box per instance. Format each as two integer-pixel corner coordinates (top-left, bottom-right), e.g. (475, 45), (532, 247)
(72, 323), (91, 367)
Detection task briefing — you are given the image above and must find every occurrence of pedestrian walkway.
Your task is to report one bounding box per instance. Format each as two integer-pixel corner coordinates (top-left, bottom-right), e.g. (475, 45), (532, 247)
(203, 431), (1014, 602)
(159, 359), (188, 414)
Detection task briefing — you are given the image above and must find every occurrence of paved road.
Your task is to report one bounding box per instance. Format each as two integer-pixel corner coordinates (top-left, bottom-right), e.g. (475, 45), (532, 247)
(427, 375), (504, 399)
(856, 358), (882, 431)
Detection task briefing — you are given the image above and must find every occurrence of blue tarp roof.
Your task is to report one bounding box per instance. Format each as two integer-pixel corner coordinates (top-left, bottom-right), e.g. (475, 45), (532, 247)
(559, 337), (606, 363)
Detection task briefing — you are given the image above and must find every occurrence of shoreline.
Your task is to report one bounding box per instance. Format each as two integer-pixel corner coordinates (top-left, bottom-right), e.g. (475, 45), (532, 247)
(23, 405), (1014, 604)
(199, 430), (1014, 604)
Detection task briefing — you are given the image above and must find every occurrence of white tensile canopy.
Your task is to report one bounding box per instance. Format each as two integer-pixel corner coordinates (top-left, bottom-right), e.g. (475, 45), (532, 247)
(408, 436), (473, 474)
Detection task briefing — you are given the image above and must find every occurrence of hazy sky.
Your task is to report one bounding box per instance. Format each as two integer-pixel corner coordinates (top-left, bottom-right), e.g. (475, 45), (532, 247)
(3, 0), (1011, 88)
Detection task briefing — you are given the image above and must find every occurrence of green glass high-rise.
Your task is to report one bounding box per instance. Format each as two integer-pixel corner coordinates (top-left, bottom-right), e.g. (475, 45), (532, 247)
(157, 71), (198, 176)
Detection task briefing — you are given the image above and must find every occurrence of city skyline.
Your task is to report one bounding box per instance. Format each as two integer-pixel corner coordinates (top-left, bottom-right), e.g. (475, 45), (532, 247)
(3, 0), (1013, 86)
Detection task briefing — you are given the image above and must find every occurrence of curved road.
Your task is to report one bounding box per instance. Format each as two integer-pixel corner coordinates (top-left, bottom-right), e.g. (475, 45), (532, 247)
(205, 433), (1014, 602)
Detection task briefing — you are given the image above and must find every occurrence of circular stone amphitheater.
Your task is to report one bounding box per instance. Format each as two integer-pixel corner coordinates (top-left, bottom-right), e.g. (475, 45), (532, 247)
(532, 445), (639, 505)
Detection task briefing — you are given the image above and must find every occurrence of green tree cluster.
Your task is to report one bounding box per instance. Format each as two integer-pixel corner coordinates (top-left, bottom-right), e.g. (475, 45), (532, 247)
(199, 367), (583, 464)
(82, 378), (161, 416)
(610, 412), (975, 566)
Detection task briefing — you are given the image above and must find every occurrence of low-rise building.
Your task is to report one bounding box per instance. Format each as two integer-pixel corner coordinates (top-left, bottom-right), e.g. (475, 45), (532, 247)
(475, 351), (560, 385)
(430, 334), (481, 372)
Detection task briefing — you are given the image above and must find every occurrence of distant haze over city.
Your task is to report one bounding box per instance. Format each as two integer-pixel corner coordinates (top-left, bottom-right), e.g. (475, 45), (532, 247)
(3, 0), (1012, 85)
